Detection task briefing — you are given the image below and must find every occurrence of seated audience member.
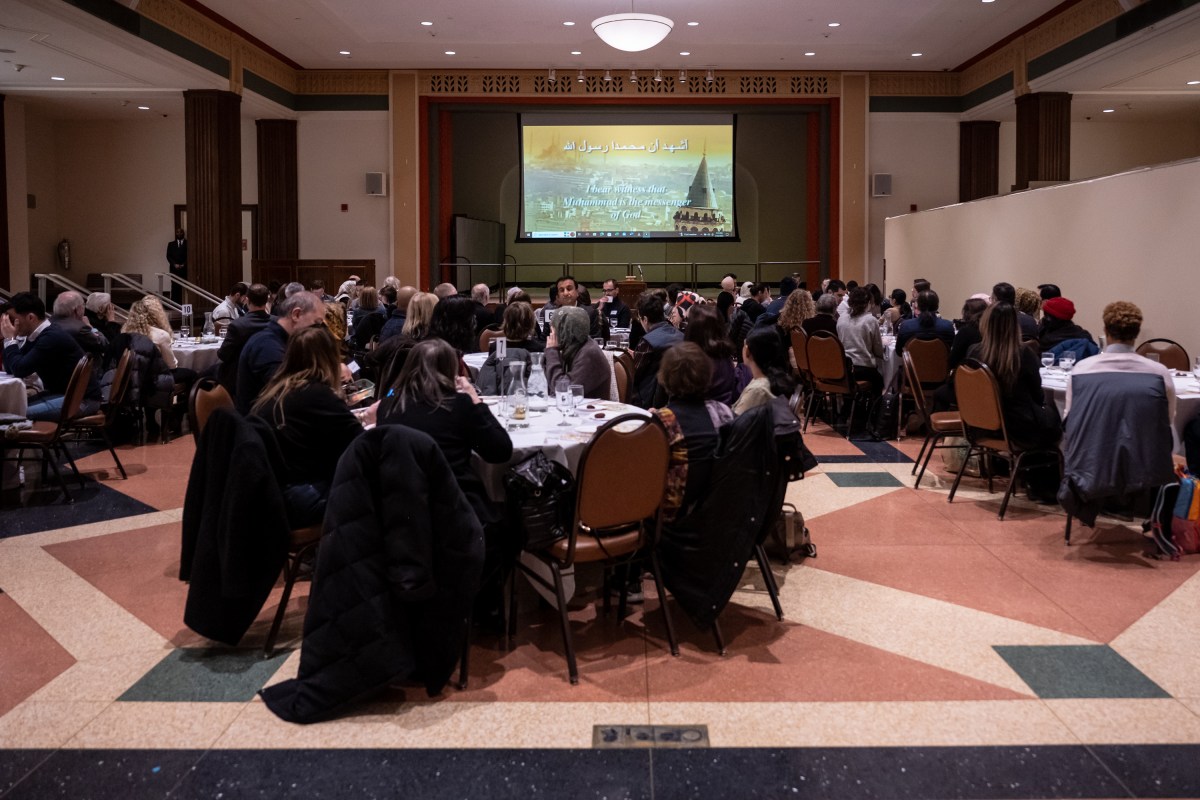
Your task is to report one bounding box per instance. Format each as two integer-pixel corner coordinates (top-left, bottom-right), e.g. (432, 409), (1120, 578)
(470, 283), (495, 335)
(433, 282), (459, 300)
(802, 293), (840, 338)
(949, 297), (989, 369)
(271, 282), (306, 318)
(716, 291), (752, 362)
(119, 297), (184, 436)
(236, 291), (326, 414)
(85, 292), (123, 344)
(212, 283), (248, 325)
(51, 290), (108, 360)
(1038, 297), (1097, 356)
(889, 288), (913, 320)
(631, 289), (685, 407)
(497, 300), (544, 353)
(310, 279), (334, 303)
(835, 287), (885, 397)
(378, 286), (417, 344)
(491, 286), (528, 326)
(1065, 301), (1175, 425)
(377, 283), (398, 316)
(399, 291), (437, 343)
(1015, 287), (1042, 323)
(217, 283), (272, 392)
(323, 301), (348, 349)
(1038, 284), (1062, 301)
(549, 275), (600, 338)
(912, 278), (932, 297)
(545, 306), (612, 400)
(992, 282), (1038, 339)
(762, 275), (797, 318)
(822, 279), (849, 318)
(653, 343), (731, 521)
(897, 290), (955, 353)
(683, 304), (739, 406)
(778, 289), (817, 335)
(733, 325), (797, 416)
(1, 291), (102, 421)
(349, 286), (379, 333)
(739, 281), (754, 301)
(429, 295), (479, 356)
(377, 338), (513, 620)
(863, 284), (885, 317)
(597, 277), (632, 330)
(476, 302), (544, 395)
(252, 326), (376, 528)
(966, 302), (1062, 501)
(131, 295), (198, 406)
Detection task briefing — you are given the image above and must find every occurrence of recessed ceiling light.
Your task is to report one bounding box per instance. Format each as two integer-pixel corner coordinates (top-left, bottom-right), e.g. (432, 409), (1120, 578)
(445, 50), (455, 55)
(828, 22), (840, 27)
(338, 50), (350, 55)
(1102, 108), (1115, 113)
(51, 76), (65, 81)
(687, 21), (699, 26)
(137, 105), (150, 110)
(804, 52), (816, 57)
(421, 21), (433, 26)
(679, 51), (690, 56)
(911, 53), (923, 57)
(1188, 80), (1200, 85)
(982, 0), (995, 3)
(571, 50), (582, 55)
(563, 21), (575, 26)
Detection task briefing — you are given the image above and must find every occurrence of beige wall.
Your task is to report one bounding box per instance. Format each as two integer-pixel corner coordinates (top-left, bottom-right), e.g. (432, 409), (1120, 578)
(884, 156), (1200, 360)
(867, 112), (960, 291)
(6, 100), (31, 292)
(1071, 119), (1200, 181)
(295, 111), (390, 282)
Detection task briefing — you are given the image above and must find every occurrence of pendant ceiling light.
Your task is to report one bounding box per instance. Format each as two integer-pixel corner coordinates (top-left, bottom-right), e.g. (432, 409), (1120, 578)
(591, 12), (673, 52)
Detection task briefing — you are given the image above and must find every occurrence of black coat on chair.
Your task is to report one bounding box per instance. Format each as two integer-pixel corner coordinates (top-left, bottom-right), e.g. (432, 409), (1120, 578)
(180, 408), (291, 645)
(261, 425), (485, 724)
(657, 404), (782, 629)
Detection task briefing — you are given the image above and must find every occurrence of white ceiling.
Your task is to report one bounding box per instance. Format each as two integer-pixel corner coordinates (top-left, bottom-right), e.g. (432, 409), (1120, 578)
(0, 0), (1198, 123)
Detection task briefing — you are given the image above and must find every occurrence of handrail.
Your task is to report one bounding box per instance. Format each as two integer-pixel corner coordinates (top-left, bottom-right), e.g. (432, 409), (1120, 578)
(33, 273), (92, 304)
(153, 272), (222, 307)
(0, 287), (10, 301)
(459, 260), (824, 295)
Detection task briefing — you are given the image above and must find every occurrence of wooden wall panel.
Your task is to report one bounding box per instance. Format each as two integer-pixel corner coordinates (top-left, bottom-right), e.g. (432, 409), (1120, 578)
(1015, 92), (1071, 191)
(184, 89), (242, 295)
(255, 119), (299, 261)
(959, 120), (1000, 202)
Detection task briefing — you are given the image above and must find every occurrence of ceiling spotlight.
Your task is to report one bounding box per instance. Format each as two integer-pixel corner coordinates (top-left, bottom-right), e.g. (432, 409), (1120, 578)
(592, 13), (674, 52)
(577, 69), (585, 82)
(548, 67), (556, 82)
(420, 21), (433, 26)
(911, 52), (922, 57)
(654, 69), (663, 82)
(1188, 80), (1200, 85)
(604, 69), (613, 82)
(687, 21), (699, 27)
(137, 105), (150, 110)
(828, 22), (840, 27)
(1102, 108), (1115, 113)
(982, 0), (995, 3)
(705, 68), (714, 83)
(51, 75), (65, 80)
(338, 50), (350, 55)
(804, 52), (816, 57)
(571, 50), (582, 55)
(563, 21), (575, 26)
(679, 51), (690, 56)
(444, 50), (455, 55)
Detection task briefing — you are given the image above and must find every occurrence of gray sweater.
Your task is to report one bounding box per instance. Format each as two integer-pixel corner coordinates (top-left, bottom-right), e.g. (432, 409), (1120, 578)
(544, 341), (613, 400)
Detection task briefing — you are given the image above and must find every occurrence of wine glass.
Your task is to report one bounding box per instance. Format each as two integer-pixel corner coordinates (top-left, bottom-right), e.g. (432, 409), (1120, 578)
(555, 375), (573, 426)
(1040, 352), (1055, 370)
(1193, 355), (1200, 381)
(570, 384), (585, 416)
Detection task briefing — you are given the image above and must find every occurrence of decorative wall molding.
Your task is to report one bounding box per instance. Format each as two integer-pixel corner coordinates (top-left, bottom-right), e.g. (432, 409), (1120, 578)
(870, 72), (959, 96)
(1024, 0), (1126, 61)
(138, 0), (231, 60)
(415, 70), (839, 98)
(960, 44), (1021, 96)
(296, 70), (389, 95)
(239, 40), (296, 94)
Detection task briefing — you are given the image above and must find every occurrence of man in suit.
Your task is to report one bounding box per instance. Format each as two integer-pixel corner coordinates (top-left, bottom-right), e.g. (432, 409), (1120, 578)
(216, 283), (272, 393)
(2, 292), (102, 421)
(167, 227), (187, 304)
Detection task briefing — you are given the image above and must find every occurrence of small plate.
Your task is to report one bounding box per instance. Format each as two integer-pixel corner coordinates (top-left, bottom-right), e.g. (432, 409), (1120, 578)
(482, 397), (499, 405)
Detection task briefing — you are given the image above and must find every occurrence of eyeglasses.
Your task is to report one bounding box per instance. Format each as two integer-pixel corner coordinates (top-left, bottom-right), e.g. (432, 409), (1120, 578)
(604, 287), (619, 294)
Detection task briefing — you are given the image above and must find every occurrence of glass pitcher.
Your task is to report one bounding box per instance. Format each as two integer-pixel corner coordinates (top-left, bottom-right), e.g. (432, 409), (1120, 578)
(505, 362), (528, 423)
(526, 352), (548, 410)
(202, 311), (215, 338)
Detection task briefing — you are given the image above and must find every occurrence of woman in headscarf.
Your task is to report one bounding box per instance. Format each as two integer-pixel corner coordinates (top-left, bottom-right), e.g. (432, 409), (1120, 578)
(544, 306), (612, 400)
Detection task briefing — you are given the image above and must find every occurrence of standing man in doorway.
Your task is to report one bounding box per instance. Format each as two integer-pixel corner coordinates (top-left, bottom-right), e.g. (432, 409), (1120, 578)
(167, 227), (187, 304)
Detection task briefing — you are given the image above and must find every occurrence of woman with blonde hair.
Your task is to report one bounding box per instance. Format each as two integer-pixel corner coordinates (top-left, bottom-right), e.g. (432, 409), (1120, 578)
(122, 295), (177, 369)
(778, 289), (816, 333)
(401, 291), (437, 341)
(253, 326), (376, 526)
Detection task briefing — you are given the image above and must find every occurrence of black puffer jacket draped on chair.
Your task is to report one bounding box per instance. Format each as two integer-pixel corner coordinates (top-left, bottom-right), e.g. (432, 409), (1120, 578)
(261, 425), (485, 724)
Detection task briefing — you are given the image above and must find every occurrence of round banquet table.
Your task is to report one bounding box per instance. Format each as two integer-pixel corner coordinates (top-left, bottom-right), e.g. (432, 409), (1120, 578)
(171, 339), (222, 372)
(0, 373), (29, 419)
(1040, 366), (1200, 454)
(463, 347), (621, 402)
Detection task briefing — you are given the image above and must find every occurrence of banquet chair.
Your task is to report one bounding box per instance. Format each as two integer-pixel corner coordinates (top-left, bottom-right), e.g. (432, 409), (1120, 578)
(613, 351), (634, 403)
(789, 328), (812, 424)
(1135, 338), (1189, 371)
(948, 359), (1063, 520)
(902, 350), (964, 489)
(516, 413), (676, 684)
(61, 349), (131, 480)
(188, 377), (234, 443)
(805, 331), (870, 438)
(898, 338), (950, 439)
(478, 327), (503, 354)
(5, 355), (92, 503)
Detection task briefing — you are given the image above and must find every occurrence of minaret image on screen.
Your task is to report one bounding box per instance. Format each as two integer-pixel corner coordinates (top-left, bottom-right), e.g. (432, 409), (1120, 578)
(673, 152), (727, 234)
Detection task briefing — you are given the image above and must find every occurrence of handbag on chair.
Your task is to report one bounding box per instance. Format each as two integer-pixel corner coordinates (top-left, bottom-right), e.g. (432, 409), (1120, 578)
(504, 451), (577, 550)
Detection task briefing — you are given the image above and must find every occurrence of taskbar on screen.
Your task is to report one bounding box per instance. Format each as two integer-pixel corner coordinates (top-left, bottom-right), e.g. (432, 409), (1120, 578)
(523, 231), (732, 239)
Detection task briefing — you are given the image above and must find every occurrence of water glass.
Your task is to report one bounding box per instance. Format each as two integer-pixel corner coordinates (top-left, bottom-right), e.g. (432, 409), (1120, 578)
(1144, 352), (1160, 364)
(555, 375), (573, 426)
(1059, 352), (1076, 371)
(1040, 352), (1055, 370)
(1193, 356), (1200, 381)
(180, 325), (191, 340)
(570, 384), (585, 414)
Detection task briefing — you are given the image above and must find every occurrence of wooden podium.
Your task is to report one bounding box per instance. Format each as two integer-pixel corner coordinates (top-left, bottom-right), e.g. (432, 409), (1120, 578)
(616, 277), (646, 311)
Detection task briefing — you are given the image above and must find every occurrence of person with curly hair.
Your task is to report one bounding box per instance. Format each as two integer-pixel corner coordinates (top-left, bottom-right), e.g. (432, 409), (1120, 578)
(778, 289), (816, 333)
(1015, 287), (1042, 322)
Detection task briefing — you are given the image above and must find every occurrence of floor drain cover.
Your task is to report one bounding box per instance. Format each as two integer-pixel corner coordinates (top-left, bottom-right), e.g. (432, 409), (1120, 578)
(592, 725), (709, 748)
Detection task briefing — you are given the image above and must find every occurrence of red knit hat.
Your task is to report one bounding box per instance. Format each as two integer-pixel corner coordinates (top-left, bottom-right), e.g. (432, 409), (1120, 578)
(1042, 297), (1075, 321)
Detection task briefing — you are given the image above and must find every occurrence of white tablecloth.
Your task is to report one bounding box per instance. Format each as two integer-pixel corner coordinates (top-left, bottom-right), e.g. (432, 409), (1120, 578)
(1041, 367), (1200, 453)
(464, 348), (620, 402)
(172, 340), (222, 372)
(0, 374), (28, 419)
(881, 336), (899, 390)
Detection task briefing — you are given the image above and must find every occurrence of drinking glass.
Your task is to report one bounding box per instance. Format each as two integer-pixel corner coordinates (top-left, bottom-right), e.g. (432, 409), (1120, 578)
(180, 324), (190, 340)
(570, 384), (585, 415)
(1144, 352), (1160, 364)
(1040, 352), (1055, 370)
(1193, 356), (1200, 381)
(1059, 352), (1076, 371)
(555, 375), (573, 426)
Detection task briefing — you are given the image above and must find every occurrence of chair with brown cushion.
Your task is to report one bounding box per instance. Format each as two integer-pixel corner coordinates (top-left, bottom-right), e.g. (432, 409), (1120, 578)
(804, 331), (870, 438)
(263, 523), (323, 657)
(478, 327), (503, 354)
(947, 359), (1063, 520)
(1136, 338), (1189, 371)
(516, 413), (676, 684)
(61, 349), (131, 479)
(613, 350), (634, 403)
(789, 328), (812, 424)
(6, 355), (93, 503)
(898, 337), (950, 439)
(902, 350), (964, 489)
(188, 377), (234, 444)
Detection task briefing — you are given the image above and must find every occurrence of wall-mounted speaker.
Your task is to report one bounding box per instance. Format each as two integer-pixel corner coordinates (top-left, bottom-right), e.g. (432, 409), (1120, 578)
(365, 172), (388, 197)
(872, 173), (893, 197)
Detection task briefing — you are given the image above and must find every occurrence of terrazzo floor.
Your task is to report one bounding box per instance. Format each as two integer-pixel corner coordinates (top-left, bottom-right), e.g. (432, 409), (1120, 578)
(2, 420), (1199, 798)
